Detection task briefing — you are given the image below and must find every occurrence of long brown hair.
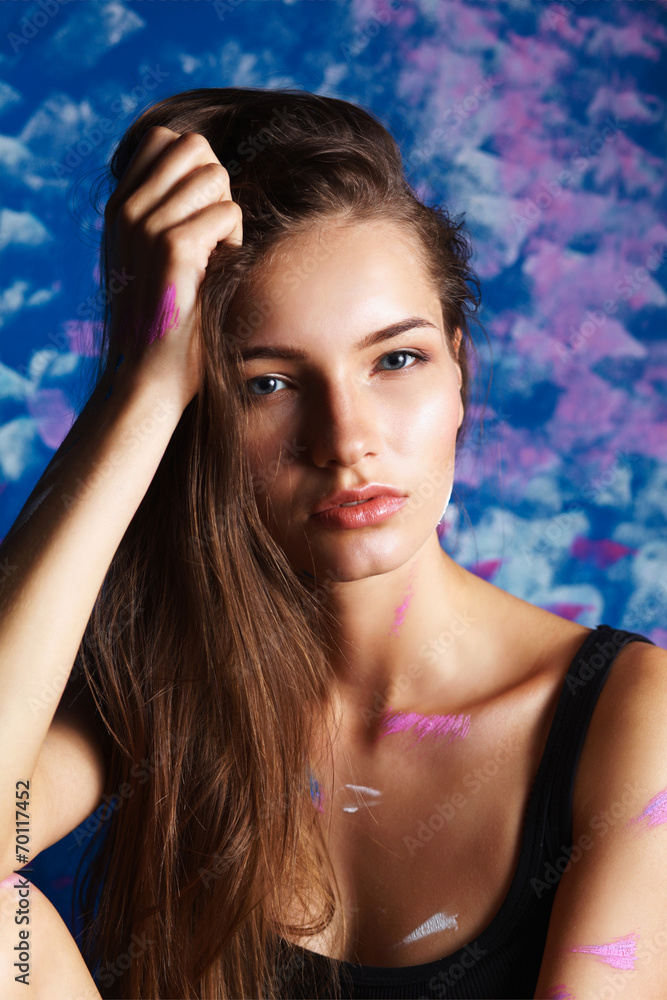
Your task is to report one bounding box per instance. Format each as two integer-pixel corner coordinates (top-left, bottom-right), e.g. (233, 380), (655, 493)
(71, 86), (485, 999)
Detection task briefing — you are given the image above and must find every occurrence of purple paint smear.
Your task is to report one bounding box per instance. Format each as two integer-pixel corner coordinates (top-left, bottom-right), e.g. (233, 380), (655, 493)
(133, 281), (180, 350)
(545, 986), (576, 1000)
(628, 785), (667, 829)
(378, 708), (471, 745)
(389, 582), (414, 637)
(570, 931), (639, 970)
(389, 567), (416, 638)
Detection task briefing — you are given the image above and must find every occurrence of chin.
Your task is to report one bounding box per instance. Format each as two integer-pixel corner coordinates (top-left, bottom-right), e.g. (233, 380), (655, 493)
(287, 529), (425, 585)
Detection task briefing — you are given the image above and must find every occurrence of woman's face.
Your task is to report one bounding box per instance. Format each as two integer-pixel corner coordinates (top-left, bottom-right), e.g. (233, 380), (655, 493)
(229, 218), (464, 584)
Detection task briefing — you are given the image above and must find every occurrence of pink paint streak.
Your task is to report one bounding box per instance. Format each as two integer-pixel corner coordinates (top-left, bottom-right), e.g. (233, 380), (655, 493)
(570, 932), (639, 970)
(545, 987), (575, 1000)
(628, 786), (667, 830)
(134, 282), (180, 350)
(0, 874), (30, 890)
(378, 708), (470, 745)
(389, 572), (415, 637)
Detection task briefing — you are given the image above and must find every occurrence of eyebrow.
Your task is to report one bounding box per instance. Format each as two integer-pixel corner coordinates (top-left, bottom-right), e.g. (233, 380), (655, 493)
(237, 317), (440, 363)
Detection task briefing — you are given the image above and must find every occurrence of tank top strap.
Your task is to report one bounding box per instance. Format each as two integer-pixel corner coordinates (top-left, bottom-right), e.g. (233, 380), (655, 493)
(527, 622), (656, 864)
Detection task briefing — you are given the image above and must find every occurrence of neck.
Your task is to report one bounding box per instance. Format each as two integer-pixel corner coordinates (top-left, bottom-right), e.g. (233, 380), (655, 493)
(298, 533), (478, 746)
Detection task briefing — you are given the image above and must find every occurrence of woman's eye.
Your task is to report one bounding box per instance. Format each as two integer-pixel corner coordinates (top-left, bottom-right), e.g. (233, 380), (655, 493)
(377, 349), (427, 372)
(243, 350), (428, 399)
(245, 374), (290, 397)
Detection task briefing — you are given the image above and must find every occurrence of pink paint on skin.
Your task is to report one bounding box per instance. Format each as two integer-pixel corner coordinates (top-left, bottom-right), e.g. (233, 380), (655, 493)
(134, 281), (180, 350)
(545, 987), (576, 1000)
(627, 786), (667, 830)
(389, 565), (416, 638)
(389, 581), (414, 638)
(378, 708), (471, 745)
(570, 932), (639, 970)
(0, 874), (29, 889)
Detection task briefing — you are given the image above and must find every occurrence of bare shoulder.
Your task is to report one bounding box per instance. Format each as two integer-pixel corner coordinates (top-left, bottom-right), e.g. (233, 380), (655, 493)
(571, 629), (667, 833)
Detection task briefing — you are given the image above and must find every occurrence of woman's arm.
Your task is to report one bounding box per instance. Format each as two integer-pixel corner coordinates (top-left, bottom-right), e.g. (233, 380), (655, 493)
(0, 371), (184, 881)
(0, 124), (243, 883)
(534, 640), (667, 999)
(0, 874), (103, 998)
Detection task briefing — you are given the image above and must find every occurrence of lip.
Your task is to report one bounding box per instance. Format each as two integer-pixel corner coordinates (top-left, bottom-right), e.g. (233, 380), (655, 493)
(310, 483), (405, 515)
(310, 495), (408, 529)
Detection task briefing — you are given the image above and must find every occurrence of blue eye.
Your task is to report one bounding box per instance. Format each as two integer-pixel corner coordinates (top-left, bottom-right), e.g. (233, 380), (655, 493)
(377, 349), (427, 372)
(245, 374), (290, 397)
(244, 349), (430, 399)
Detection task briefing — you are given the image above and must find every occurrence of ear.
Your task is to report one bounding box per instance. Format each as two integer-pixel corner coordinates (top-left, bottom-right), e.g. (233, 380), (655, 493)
(450, 327), (463, 364)
(451, 327), (464, 428)
(450, 328), (464, 389)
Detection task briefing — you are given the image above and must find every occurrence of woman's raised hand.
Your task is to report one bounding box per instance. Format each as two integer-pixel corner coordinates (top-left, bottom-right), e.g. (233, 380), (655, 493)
(103, 125), (243, 407)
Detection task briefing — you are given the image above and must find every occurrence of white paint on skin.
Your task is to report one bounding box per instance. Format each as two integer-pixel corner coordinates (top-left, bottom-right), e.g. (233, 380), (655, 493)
(340, 783), (382, 813)
(397, 911), (459, 946)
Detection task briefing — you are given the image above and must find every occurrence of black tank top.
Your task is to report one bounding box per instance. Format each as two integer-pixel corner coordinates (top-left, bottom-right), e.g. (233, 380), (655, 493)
(276, 623), (656, 999)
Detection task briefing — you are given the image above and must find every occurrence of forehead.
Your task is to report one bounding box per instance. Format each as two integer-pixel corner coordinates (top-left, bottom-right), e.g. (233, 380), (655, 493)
(231, 217), (439, 331)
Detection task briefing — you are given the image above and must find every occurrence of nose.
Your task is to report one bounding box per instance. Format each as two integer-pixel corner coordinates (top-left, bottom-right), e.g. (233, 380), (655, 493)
(306, 384), (380, 468)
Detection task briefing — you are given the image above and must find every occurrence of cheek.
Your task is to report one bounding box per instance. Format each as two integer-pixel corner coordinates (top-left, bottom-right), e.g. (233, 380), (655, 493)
(246, 426), (302, 507)
(389, 383), (459, 457)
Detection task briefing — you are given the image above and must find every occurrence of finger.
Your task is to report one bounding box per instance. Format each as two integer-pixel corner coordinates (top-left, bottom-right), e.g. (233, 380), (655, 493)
(106, 125), (180, 218)
(165, 200), (244, 269)
(123, 132), (230, 226)
(143, 162), (237, 234)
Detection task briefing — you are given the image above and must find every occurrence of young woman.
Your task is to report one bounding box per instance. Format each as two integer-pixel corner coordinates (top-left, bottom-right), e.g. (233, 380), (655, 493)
(0, 87), (665, 1000)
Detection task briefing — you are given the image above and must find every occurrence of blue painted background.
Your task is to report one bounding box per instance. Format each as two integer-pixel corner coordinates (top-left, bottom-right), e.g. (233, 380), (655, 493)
(0, 0), (665, 944)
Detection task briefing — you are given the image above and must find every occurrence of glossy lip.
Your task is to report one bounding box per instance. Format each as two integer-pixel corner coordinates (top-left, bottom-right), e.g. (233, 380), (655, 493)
(310, 483), (405, 516)
(310, 495), (408, 530)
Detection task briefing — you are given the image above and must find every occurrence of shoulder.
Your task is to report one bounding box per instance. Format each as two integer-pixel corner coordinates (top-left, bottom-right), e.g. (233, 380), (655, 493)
(572, 633), (667, 837)
(535, 635), (667, 997)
